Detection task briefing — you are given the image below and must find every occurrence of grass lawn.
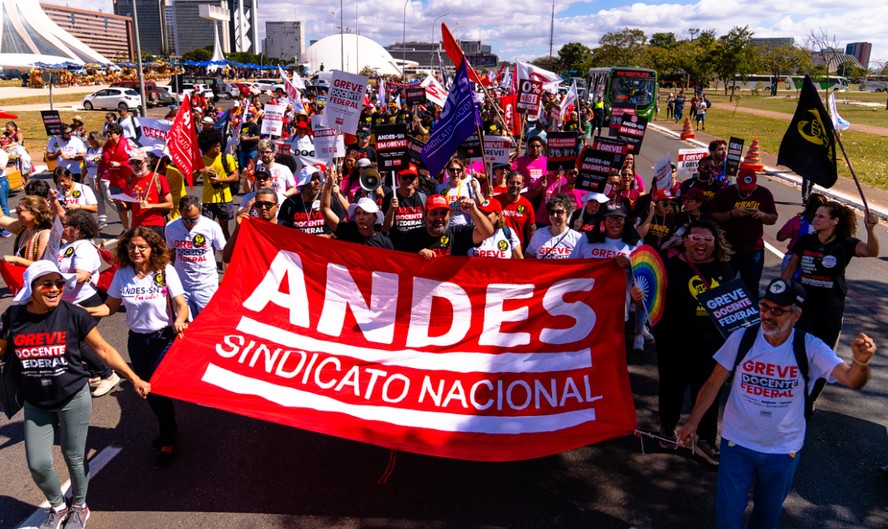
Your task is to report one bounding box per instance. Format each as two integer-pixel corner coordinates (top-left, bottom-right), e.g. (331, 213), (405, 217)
(0, 93), (87, 106)
(704, 107), (888, 189)
(703, 90), (888, 129)
(12, 110), (108, 157)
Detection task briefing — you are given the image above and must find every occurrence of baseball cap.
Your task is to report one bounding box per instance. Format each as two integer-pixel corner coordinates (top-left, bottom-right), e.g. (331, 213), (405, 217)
(253, 165), (272, 179)
(477, 198), (502, 215)
(737, 168), (757, 193)
(13, 261), (77, 304)
(397, 164), (418, 177)
(681, 188), (706, 202)
(128, 147), (148, 161)
(348, 197), (383, 224)
(356, 158), (372, 169)
(762, 278), (806, 308)
(653, 189), (674, 202)
(603, 200), (628, 218)
(425, 194), (450, 211)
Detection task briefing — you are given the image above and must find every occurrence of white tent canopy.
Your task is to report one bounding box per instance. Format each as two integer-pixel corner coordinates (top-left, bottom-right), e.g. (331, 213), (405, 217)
(0, 0), (112, 69)
(304, 34), (416, 76)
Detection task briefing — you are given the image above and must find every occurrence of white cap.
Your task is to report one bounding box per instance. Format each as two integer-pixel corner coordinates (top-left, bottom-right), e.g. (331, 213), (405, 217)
(583, 191), (610, 204)
(356, 158), (372, 169)
(297, 165), (319, 187)
(13, 261), (77, 304)
(348, 197), (383, 225)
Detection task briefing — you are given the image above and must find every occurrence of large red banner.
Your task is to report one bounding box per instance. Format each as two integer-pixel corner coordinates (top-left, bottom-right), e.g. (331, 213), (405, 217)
(151, 220), (637, 461)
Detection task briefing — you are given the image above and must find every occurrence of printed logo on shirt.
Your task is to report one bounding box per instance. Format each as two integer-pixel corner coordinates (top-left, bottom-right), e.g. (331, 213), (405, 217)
(439, 235), (450, 247)
(517, 205), (526, 213)
(738, 360), (800, 400)
(497, 239), (509, 252)
(64, 247), (75, 258)
(689, 275), (721, 316)
(72, 190), (81, 198)
(822, 255), (837, 269)
(153, 273), (166, 287)
(192, 234), (207, 248)
(14, 332), (68, 372)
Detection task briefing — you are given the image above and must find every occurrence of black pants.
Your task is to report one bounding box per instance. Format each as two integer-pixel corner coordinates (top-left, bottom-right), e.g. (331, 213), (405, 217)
(78, 293), (112, 379)
(128, 327), (177, 444)
(657, 341), (720, 444)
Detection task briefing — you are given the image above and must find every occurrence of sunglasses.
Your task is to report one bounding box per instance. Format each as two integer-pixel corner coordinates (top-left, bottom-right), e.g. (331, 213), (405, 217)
(759, 302), (794, 317)
(181, 217), (200, 224)
(686, 234), (714, 243)
(37, 279), (67, 290)
(447, 167), (463, 173)
(129, 160), (145, 166)
(549, 209), (566, 216)
(254, 201), (277, 209)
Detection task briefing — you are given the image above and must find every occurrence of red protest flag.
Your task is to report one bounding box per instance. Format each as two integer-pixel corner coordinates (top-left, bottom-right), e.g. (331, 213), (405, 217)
(167, 95), (203, 188)
(441, 22), (484, 86)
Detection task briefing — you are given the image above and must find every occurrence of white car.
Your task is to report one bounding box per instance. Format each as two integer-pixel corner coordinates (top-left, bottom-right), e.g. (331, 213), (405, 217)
(254, 79), (285, 94)
(81, 87), (141, 111)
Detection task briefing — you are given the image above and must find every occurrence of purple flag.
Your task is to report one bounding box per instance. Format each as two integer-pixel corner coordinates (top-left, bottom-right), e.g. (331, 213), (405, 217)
(421, 60), (481, 176)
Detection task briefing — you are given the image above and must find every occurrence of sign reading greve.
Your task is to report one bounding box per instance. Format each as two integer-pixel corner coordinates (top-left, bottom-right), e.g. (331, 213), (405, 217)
(483, 136), (512, 166)
(516, 78), (543, 115)
(576, 146), (616, 193)
(406, 136), (426, 164)
(726, 137), (745, 179)
(616, 115), (648, 154)
(40, 110), (62, 136)
(374, 124), (408, 170)
(590, 137), (628, 170)
(150, 220), (637, 462)
(547, 131), (578, 171)
(697, 278), (760, 338)
(677, 148), (709, 176)
(323, 71), (368, 134)
(406, 86), (427, 106)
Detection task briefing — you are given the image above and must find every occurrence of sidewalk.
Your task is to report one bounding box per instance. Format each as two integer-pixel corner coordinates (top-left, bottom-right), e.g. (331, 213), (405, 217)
(649, 119), (888, 220)
(723, 105), (888, 138)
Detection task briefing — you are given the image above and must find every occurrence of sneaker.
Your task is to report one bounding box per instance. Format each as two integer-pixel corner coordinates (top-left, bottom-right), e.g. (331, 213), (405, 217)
(0, 229), (11, 238)
(694, 439), (720, 466)
(642, 326), (655, 343)
(632, 334), (645, 351)
(88, 377), (101, 388)
(65, 504), (90, 529)
(91, 372), (120, 397)
(155, 445), (176, 469)
(37, 506), (68, 529)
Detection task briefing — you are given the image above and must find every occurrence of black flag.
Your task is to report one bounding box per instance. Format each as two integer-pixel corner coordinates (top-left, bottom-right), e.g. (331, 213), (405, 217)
(777, 75), (837, 188)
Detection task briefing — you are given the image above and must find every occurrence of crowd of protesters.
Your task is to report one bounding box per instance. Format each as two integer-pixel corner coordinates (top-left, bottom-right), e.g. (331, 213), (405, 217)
(0, 69), (881, 529)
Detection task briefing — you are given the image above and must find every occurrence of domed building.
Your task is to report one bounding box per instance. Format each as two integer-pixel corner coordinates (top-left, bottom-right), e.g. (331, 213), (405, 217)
(304, 34), (416, 76)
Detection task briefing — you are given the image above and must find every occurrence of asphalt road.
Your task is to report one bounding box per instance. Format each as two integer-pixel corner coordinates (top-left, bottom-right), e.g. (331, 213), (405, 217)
(0, 126), (886, 529)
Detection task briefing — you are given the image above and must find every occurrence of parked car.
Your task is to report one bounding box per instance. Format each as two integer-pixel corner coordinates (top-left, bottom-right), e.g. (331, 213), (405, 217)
(154, 85), (174, 106)
(66, 65), (87, 76)
(254, 79), (285, 94)
(223, 83), (242, 99)
(81, 87), (141, 111)
(0, 68), (23, 81)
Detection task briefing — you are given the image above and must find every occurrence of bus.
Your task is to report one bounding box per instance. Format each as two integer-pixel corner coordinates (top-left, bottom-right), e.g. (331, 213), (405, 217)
(788, 75), (849, 92)
(860, 76), (888, 92)
(587, 67), (658, 121)
(718, 74), (850, 94)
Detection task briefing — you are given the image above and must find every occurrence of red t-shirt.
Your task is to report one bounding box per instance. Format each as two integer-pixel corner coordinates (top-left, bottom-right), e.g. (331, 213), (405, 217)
(496, 195), (536, 246)
(126, 171), (171, 227)
(708, 185), (777, 252)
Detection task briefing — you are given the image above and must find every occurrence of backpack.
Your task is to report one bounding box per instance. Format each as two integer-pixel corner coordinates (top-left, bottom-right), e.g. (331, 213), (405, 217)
(732, 324), (820, 421)
(219, 153), (240, 195)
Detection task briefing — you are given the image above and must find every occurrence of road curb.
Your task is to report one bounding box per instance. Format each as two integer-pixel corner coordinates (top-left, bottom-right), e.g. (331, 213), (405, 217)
(648, 123), (888, 221)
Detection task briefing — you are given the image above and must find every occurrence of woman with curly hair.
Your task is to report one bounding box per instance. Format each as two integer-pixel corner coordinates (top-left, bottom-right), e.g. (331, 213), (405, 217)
(0, 195), (53, 266)
(84, 227), (189, 468)
(783, 202), (880, 349)
(640, 219), (735, 465)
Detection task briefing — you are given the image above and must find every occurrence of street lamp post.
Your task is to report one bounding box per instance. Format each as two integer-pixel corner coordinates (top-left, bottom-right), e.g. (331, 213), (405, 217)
(402, 0), (410, 78)
(431, 13), (448, 43)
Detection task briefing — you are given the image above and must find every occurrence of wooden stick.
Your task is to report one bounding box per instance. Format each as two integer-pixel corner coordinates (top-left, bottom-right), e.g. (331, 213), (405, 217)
(834, 131), (869, 215)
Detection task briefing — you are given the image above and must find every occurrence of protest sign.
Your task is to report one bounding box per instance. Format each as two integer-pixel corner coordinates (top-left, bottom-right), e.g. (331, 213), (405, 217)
(546, 132), (578, 171)
(726, 137), (745, 179)
(652, 152), (672, 191)
(310, 114), (344, 162)
(406, 86), (427, 106)
(457, 132), (483, 161)
(323, 71), (367, 134)
(517, 78), (543, 115)
(483, 136), (512, 166)
(136, 117), (172, 149)
(616, 115), (648, 154)
(406, 136), (426, 164)
(698, 278), (760, 338)
(499, 95), (521, 136)
(150, 220), (637, 461)
(261, 103), (285, 136)
(677, 148), (709, 176)
(374, 124), (408, 170)
(590, 137), (628, 170)
(608, 103), (636, 137)
(40, 110), (62, 136)
(576, 146), (616, 192)
(421, 75), (448, 107)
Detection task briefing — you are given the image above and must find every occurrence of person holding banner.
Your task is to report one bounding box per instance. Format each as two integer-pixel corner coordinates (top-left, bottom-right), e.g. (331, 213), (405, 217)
(97, 123), (134, 231)
(496, 171), (537, 249)
(512, 136), (547, 207)
(382, 164), (427, 242)
(435, 158), (482, 226)
(320, 177), (393, 249)
(467, 198), (523, 259)
(570, 192), (610, 233)
(527, 194), (581, 259)
(279, 166), (344, 235)
(644, 219), (735, 463)
(120, 149), (173, 240)
(1, 195), (52, 267)
(396, 194), (493, 258)
(85, 227), (189, 469)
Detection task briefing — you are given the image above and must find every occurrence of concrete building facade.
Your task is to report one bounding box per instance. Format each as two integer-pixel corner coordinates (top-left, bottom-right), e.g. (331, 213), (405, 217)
(846, 42), (872, 70)
(264, 20), (304, 62)
(172, 0), (231, 56)
(229, 0), (259, 54)
(42, 3), (135, 61)
(112, 0), (167, 56)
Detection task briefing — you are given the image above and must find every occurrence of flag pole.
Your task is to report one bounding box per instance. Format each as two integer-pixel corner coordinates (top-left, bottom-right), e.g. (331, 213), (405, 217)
(834, 132), (869, 215)
(475, 122), (488, 201)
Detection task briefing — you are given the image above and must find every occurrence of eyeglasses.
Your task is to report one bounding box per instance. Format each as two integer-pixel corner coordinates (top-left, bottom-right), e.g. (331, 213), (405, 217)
(759, 302), (794, 317)
(686, 234), (715, 243)
(258, 150), (274, 154)
(127, 244), (150, 253)
(37, 279), (67, 290)
(181, 217), (200, 224)
(447, 167), (462, 173)
(549, 209), (566, 216)
(254, 201), (277, 209)
(128, 160), (145, 167)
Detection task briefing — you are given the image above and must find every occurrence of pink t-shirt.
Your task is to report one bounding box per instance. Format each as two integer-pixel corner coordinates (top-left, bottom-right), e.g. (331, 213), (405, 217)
(512, 155), (548, 194)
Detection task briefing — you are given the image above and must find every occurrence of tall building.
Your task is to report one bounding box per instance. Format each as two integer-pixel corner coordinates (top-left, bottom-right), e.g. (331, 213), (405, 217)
(386, 40), (498, 71)
(846, 42), (872, 69)
(113, 0), (167, 56)
(229, 0), (259, 54)
(172, 0), (231, 56)
(751, 37), (796, 48)
(41, 3), (135, 61)
(164, 4), (176, 56)
(264, 21), (304, 61)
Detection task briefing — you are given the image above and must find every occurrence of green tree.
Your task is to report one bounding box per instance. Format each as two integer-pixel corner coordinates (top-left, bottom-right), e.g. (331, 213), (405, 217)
(756, 43), (811, 94)
(181, 46), (212, 62)
(712, 26), (758, 100)
(674, 31), (718, 90)
(649, 32), (677, 50)
(591, 28), (648, 68)
(558, 42), (593, 75)
(530, 55), (561, 73)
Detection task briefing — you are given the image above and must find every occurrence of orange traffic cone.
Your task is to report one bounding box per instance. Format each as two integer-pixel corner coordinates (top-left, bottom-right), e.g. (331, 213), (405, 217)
(680, 117), (695, 139)
(740, 138), (764, 171)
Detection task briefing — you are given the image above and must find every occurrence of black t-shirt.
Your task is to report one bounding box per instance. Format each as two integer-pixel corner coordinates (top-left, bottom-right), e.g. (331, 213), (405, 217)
(793, 234), (860, 309)
(346, 143), (378, 163)
(655, 256), (735, 358)
(643, 213), (675, 251)
(335, 222), (394, 249)
(569, 207), (603, 234)
(278, 193), (344, 235)
(1, 301), (96, 409)
(397, 224), (477, 257)
(382, 190), (426, 237)
(239, 122), (261, 150)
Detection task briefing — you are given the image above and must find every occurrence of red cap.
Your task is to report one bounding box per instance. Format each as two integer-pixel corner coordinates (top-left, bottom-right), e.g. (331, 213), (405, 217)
(425, 194), (450, 211)
(477, 198), (502, 215)
(398, 164), (418, 177)
(296, 121), (309, 130)
(737, 168), (757, 193)
(652, 189), (674, 202)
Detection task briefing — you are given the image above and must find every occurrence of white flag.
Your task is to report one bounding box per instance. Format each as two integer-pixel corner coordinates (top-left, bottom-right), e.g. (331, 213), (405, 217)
(292, 70), (306, 91)
(557, 80), (578, 122)
(378, 79), (386, 107)
(827, 92), (850, 131)
(421, 74), (449, 107)
(517, 61), (562, 93)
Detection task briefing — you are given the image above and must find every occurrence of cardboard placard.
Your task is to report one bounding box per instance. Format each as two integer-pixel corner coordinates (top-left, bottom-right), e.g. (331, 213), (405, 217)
(590, 137), (628, 170)
(608, 102), (636, 137)
(517, 78), (543, 115)
(546, 131), (578, 171)
(698, 278), (760, 338)
(653, 152), (672, 191)
(576, 146), (616, 193)
(260, 103), (285, 136)
(323, 71), (367, 133)
(726, 137), (745, 179)
(310, 114), (345, 162)
(374, 124), (408, 170)
(406, 86), (427, 105)
(457, 133), (483, 161)
(616, 115), (648, 154)
(677, 148), (709, 176)
(483, 136), (512, 166)
(406, 135), (426, 164)
(41, 110), (62, 136)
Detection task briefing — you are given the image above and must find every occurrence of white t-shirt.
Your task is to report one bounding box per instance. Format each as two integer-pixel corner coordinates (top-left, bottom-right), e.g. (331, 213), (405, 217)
(435, 179), (475, 226)
(256, 161), (296, 194)
(57, 183), (98, 209)
(118, 116), (141, 140)
(527, 228), (582, 259)
(467, 227), (520, 258)
(46, 136), (87, 175)
(108, 264), (185, 333)
(715, 329), (843, 454)
(57, 239), (101, 304)
(165, 216), (226, 292)
(85, 146), (102, 179)
(569, 235), (639, 259)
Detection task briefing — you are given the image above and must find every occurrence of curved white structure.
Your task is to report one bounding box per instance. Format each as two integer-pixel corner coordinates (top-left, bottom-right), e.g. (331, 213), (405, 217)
(304, 34), (417, 76)
(0, 0), (111, 68)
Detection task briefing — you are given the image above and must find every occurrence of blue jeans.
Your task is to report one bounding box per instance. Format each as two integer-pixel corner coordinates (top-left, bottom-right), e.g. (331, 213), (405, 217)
(0, 175), (9, 216)
(717, 439), (801, 529)
(731, 250), (765, 301)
